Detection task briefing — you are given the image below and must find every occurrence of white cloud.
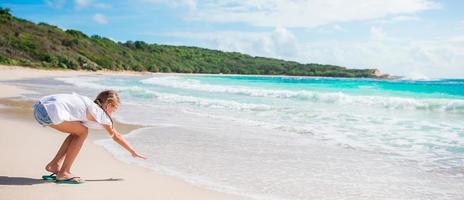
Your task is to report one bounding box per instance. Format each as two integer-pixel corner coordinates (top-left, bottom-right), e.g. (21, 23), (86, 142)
(375, 15), (420, 24)
(370, 26), (386, 41)
(171, 0), (440, 28)
(271, 27), (298, 57)
(45, 0), (66, 8)
(75, 0), (92, 8)
(307, 24), (346, 34)
(457, 20), (464, 31)
(74, 0), (111, 9)
(142, 0), (196, 10)
(94, 3), (112, 9)
(296, 36), (464, 78)
(163, 27), (298, 60)
(93, 13), (108, 24)
(181, 0), (196, 10)
(163, 31), (274, 55)
(332, 24), (345, 32)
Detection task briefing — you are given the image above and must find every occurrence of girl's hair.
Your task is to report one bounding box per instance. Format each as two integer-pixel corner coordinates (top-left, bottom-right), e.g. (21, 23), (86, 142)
(93, 90), (120, 127)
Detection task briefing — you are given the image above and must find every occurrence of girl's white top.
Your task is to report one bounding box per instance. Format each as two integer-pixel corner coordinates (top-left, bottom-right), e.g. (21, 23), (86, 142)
(39, 93), (112, 129)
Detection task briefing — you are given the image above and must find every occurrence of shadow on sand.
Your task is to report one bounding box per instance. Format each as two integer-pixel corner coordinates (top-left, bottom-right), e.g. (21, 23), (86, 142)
(0, 176), (124, 185)
(0, 176), (48, 185)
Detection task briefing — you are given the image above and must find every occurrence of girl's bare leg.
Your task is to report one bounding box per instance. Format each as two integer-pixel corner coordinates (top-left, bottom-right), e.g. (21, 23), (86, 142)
(45, 134), (73, 174)
(49, 121), (88, 181)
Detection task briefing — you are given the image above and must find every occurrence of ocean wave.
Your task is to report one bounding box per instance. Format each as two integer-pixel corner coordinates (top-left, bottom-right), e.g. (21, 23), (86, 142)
(140, 76), (464, 113)
(150, 91), (271, 111)
(56, 77), (271, 111)
(55, 77), (107, 89)
(57, 76), (464, 113)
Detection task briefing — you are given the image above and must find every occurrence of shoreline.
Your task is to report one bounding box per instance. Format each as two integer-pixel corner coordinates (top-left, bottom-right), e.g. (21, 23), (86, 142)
(0, 64), (398, 80)
(0, 66), (242, 200)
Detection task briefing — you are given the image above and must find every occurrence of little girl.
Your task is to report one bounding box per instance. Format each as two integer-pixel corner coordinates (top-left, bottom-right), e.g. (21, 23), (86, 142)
(33, 90), (146, 184)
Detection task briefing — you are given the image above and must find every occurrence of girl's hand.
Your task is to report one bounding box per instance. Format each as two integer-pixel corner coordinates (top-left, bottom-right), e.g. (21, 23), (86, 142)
(131, 151), (147, 160)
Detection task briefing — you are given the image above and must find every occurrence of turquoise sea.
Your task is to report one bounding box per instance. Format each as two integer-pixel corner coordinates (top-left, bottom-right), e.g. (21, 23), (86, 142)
(54, 74), (463, 200)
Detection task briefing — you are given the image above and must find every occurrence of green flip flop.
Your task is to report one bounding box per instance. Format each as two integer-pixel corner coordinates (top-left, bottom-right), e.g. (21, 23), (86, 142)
(55, 177), (83, 184)
(41, 173), (56, 180)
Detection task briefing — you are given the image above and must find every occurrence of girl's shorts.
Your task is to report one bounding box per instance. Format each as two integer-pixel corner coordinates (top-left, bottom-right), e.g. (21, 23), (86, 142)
(33, 101), (53, 126)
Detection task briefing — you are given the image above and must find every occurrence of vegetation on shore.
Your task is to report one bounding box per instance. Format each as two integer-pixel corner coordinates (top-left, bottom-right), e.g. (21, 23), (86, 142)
(0, 7), (386, 78)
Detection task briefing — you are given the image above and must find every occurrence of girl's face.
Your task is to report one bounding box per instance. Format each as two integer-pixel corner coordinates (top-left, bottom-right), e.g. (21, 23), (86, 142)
(105, 103), (118, 115)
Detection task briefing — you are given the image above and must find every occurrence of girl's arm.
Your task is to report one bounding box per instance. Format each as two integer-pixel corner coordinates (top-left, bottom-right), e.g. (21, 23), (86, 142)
(103, 124), (147, 159)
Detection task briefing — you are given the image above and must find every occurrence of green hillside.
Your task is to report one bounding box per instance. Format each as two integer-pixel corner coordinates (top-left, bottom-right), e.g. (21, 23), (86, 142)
(0, 7), (385, 78)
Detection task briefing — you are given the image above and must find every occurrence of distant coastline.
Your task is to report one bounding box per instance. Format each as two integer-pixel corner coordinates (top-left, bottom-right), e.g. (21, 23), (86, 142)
(1, 63), (401, 81)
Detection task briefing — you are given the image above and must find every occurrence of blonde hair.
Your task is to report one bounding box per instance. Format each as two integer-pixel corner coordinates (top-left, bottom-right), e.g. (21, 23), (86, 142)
(94, 90), (120, 126)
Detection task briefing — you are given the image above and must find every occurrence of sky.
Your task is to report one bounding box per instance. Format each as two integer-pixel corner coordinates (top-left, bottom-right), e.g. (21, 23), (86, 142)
(1, 0), (464, 78)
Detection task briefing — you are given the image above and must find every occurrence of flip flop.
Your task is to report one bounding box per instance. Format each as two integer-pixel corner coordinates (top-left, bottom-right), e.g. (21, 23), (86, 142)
(42, 173), (56, 180)
(55, 177), (83, 184)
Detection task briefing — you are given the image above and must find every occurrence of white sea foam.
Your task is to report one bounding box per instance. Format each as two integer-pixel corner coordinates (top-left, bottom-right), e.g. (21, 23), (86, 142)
(57, 76), (464, 113)
(55, 76), (107, 89)
(140, 76), (464, 113)
(57, 76), (271, 111)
